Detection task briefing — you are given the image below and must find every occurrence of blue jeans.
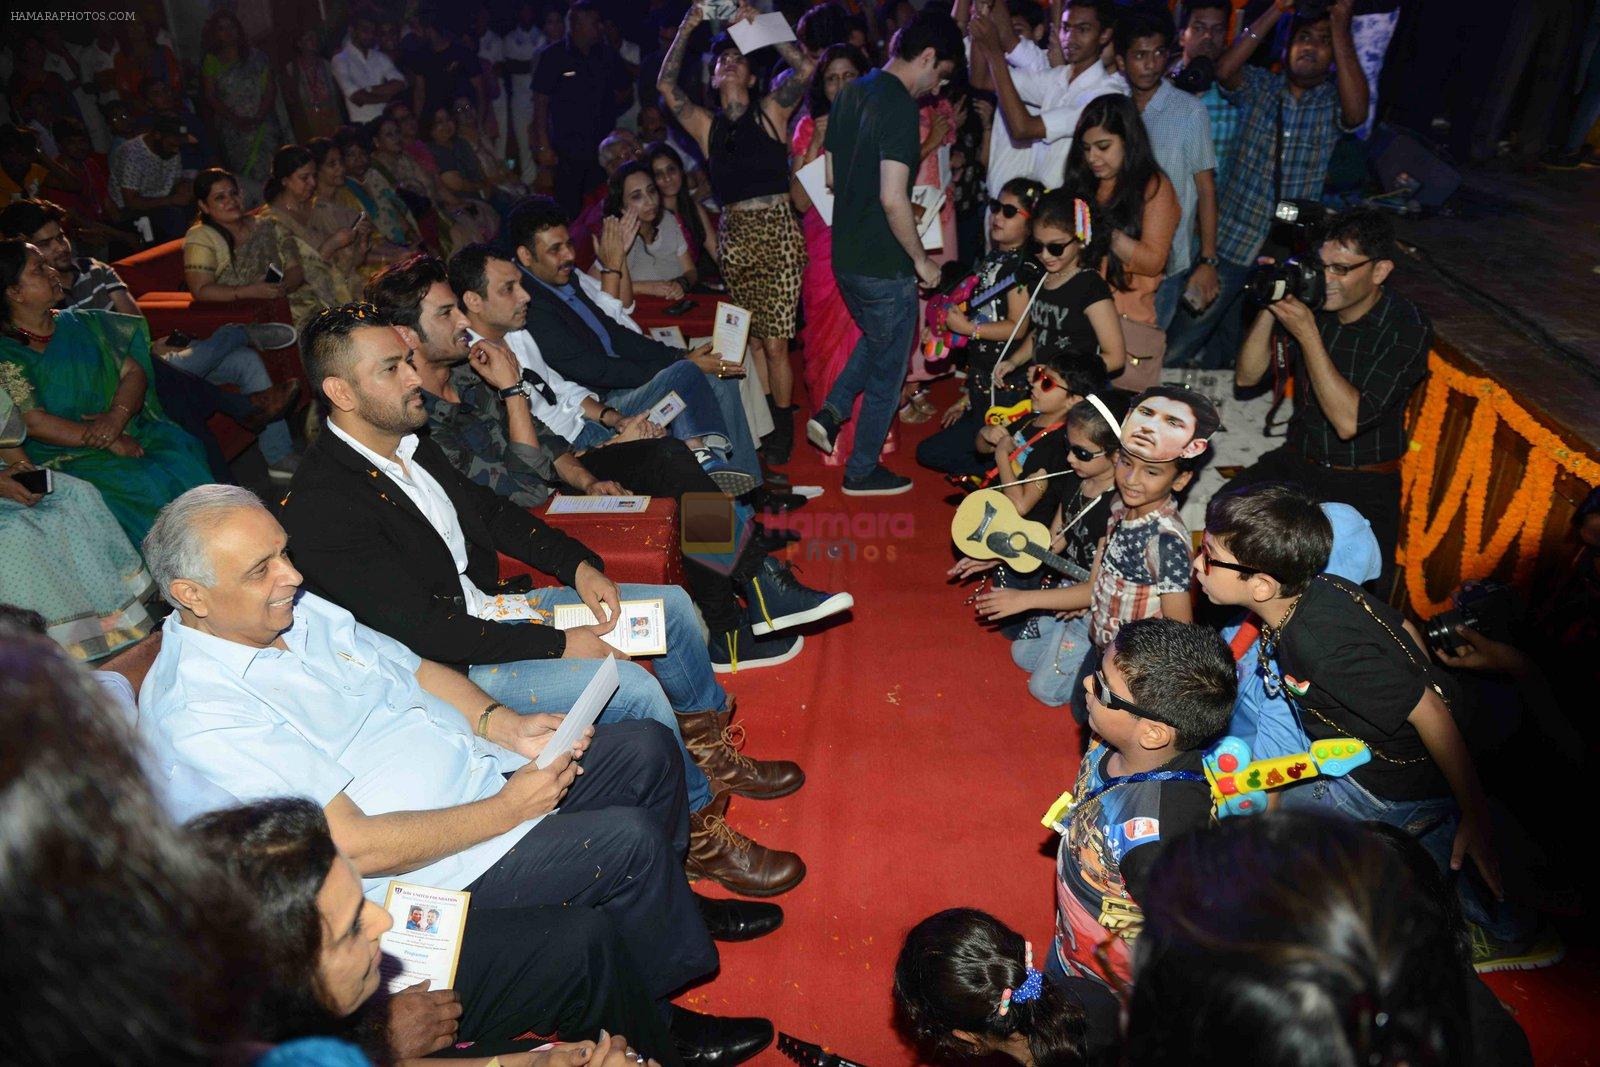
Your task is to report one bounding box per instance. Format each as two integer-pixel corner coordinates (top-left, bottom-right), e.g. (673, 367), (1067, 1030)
(465, 582), (722, 812)
(595, 362), (760, 477)
(1011, 614), (1093, 707)
(164, 324), (293, 463)
(1161, 259), (1253, 370)
(825, 271), (919, 480)
(1154, 271), (1187, 332)
(1279, 773), (1531, 943)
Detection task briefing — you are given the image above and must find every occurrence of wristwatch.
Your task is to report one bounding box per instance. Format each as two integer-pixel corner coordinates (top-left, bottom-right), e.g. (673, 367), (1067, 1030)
(1196, 255), (1219, 267)
(498, 383), (528, 400)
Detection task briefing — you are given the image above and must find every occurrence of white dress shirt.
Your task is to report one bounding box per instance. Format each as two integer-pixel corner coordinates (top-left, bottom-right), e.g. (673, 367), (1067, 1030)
(138, 594), (538, 902)
(990, 39), (1128, 191)
(467, 327), (597, 442)
(332, 41), (406, 124)
(325, 421), (537, 621)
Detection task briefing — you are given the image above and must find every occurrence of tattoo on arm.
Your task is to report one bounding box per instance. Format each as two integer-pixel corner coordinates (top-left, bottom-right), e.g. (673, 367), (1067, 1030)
(769, 44), (811, 111)
(657, 26), (695, 118)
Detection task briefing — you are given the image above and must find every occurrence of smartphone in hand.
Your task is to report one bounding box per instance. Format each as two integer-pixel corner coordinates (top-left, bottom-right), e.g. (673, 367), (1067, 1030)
(14, 468), (52, 495)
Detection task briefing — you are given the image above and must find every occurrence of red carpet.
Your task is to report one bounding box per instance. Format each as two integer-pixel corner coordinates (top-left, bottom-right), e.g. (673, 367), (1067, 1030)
(677, 375), (1598, 1066)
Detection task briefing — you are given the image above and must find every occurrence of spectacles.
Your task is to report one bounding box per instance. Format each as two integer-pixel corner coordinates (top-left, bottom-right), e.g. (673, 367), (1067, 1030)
(988, 198), (1030, 219)
(1091, 671), (1149, 718)
(1028, 237), (1075, 257)
(1069, 444), (1106, 462)
(1197, 543), (1277, 581)
(1323, 257), (1372, 278)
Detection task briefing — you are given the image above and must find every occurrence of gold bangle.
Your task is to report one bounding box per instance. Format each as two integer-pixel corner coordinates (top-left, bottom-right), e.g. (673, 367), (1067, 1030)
(477, 701), (506, 739)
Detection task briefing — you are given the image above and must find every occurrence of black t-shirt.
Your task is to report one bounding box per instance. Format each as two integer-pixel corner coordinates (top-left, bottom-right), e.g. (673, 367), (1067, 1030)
(1006, 414), (1071, 526)
(1030, 268), (1113, 363)
(1047, 477), (1116, 574)
(410, 42), (482, 118)
(1278, 574), (1453, 800)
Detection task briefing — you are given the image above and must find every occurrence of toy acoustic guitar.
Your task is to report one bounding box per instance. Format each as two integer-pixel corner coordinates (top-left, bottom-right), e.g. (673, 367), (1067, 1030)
(951, 488), (1091, 583)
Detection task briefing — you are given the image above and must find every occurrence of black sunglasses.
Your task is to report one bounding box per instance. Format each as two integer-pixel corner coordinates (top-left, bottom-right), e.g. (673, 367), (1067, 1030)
(988, 198), (1030, 219)
(1028, 237), (1076, 257)
(1069, 444), (1107, 462)
(1091, 671), (1149, 718)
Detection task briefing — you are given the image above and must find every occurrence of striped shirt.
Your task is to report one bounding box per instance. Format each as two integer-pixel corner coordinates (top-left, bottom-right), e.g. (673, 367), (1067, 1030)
(1216, 66), (1357, 266)
(1288, 289), (1431, 467)
(61, 257), (128, 312)
(1089, 497), (1192, 648)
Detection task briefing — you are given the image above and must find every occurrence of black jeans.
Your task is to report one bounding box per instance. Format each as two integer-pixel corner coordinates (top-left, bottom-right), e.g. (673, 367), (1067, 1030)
(915, 407), (988, 476)
(578, 437), (756, 632)
(444, 904), (681, 1065)
(150, 358), (243, 483)
(1223, 445), (1402, 598)
(466, 720), (717, 1001)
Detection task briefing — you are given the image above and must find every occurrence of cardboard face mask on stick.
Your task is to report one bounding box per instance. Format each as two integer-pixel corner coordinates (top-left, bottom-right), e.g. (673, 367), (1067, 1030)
(1119, 386), (1221, 464)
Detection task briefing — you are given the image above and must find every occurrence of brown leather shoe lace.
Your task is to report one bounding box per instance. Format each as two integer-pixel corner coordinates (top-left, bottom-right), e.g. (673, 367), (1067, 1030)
(694, 811), (753, 856)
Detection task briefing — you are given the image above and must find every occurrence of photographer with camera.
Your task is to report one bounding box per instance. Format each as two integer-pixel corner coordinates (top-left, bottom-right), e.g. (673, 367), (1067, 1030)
(1162, 0), (1367, 370)
(1228, 207), (1428, 597)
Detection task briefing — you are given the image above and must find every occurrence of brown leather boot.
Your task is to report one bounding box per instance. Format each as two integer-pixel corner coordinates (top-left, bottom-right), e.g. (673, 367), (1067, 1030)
(687, 791), (805, 897)
(677, 711), (804, 800)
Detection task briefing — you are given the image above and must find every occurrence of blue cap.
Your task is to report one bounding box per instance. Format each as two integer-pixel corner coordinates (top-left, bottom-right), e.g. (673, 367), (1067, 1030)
(1320, 503), (1381, 586)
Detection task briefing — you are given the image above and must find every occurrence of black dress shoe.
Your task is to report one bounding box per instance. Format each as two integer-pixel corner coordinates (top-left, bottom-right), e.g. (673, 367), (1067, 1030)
(695, 893), (784, 941)
(669, 1005), (774, 1067)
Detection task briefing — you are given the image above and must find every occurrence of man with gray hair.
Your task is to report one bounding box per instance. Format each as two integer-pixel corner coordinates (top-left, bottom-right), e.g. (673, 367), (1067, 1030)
(136, 484), (783, 1064)
(569, 127), (646, 270)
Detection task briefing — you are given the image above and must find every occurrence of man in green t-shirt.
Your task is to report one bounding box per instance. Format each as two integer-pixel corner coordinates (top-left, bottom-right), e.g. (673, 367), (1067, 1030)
(806, 10), (963, 497)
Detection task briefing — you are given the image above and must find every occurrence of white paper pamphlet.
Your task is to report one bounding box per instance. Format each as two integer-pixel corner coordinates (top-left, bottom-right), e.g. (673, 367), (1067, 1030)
(912, 185), (946, 251)
(545, 494), (652, 514)
(727, 12), (796, 53)
(536, 654), (620, 767)
(795, 156), (833, 226)
(553, 599), (667, 657)
(649, 325), (687, 348)
(380, 882), (470, 994)
(711, 302), (751, 365)
(936, 144), (952, 193)
(647, 390), (686, 427)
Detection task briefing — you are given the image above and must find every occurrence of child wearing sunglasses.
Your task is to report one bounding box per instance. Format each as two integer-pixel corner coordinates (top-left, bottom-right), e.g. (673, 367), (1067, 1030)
(993, 190), (1126, 386)
(917, 177), (1043, 477)
(1002, 397), (1125, 706)
(1052, 617), (1235, 988)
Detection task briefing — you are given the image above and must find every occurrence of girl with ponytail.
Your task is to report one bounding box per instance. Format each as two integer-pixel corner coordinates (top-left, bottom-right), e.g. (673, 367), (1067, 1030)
(894, 908), (1113, 1066)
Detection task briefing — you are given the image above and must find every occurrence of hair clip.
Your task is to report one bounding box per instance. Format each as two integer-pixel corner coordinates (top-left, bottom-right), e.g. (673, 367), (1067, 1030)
(1073, 199), (1093, 245)
(997, 987), (1014, 1017)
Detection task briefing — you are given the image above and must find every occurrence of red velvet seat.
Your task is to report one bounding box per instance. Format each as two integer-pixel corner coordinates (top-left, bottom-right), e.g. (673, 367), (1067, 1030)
(499, 497), (684, 589)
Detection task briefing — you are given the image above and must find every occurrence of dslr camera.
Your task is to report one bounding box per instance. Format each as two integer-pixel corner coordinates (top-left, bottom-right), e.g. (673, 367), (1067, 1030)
(1246, 199), (1331, 308)
(1422, 580), (1519, 658)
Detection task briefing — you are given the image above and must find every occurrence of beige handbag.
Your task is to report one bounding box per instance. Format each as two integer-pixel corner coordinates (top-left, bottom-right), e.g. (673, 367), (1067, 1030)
(1116, 315), (1167, 392)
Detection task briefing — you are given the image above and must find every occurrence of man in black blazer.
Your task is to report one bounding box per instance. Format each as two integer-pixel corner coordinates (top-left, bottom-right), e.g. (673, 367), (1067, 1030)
(503, 196), (773, 495)
(279, 305), (808, 908)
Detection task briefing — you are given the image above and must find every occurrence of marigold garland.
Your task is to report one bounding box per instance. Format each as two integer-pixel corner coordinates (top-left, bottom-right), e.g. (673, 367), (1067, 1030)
(1398, 354), (1600, 615)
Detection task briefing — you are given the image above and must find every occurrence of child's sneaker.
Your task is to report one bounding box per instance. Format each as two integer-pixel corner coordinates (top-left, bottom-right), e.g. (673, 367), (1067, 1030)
(742, 557), (854, 635)
(1469, 922), (1565, 973)
(709, 625), (805, 673)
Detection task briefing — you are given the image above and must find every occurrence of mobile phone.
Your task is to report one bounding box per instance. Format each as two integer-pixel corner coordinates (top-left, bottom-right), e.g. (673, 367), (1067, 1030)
(265, 263), (284, 284)
(164, 329), (192, 348)
(14, 468), (52, 495)
(663, 298), (697, 317)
